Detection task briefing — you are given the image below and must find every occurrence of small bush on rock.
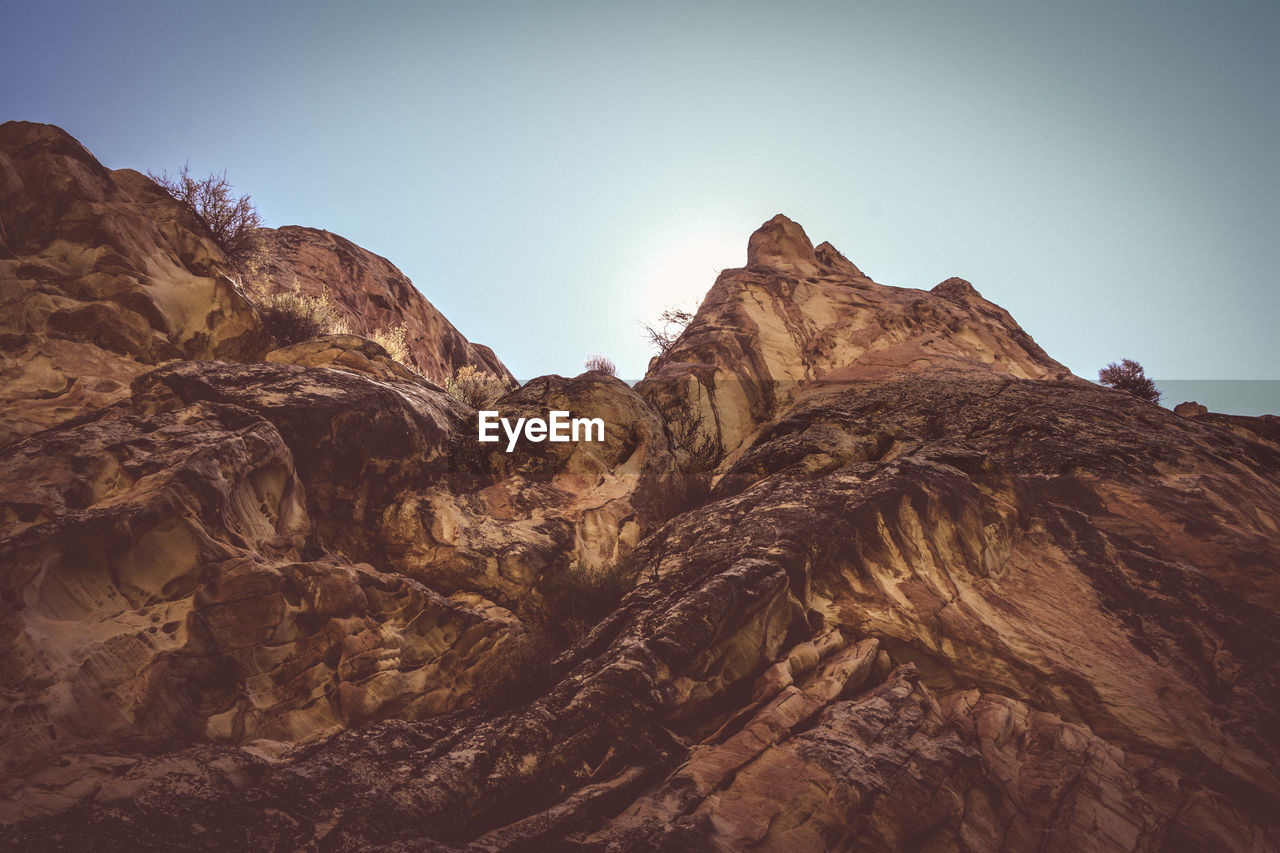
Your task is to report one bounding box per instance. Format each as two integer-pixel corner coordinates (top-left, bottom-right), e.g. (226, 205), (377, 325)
(257, 280), (350, 346)
(370, 322), (411, 365)
(1098, 359), (1161, 404)
(448, 365), (508, 409)
(538, 561), (630, 645)
(584, 353), (617, 376)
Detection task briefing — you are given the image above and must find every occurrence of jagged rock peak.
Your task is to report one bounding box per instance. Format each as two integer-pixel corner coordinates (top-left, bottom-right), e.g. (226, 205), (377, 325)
(745, 213), (864, 278)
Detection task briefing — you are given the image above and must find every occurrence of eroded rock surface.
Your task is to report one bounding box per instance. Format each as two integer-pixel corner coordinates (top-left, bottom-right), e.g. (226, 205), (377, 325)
(0, 363), (525, 787)
(253, 225), (512, 384)
(0, 121), (265, 445)
(638, 213), (1075, 456)
(1, 140), (1277, 852)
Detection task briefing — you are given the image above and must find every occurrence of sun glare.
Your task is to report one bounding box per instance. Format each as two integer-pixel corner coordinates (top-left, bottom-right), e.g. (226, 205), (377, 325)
(638, 232), (742, 320)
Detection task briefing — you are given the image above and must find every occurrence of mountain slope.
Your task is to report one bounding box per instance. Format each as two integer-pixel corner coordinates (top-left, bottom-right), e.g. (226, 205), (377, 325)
(0, 145), (1277, 851)
(0, 121), (512, 449)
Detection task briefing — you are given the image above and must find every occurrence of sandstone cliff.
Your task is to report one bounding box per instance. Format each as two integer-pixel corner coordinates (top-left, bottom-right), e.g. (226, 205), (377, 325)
(1, 134), (1277, 852)
(252, 225), (512, 385)
(639, 213), (1075, 456)
(0, 121), (511, 449)
(0, 121), (264, 445)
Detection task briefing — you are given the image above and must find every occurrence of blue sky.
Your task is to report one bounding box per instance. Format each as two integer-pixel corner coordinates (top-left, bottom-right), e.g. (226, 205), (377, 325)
(3, 0), (1276, 411)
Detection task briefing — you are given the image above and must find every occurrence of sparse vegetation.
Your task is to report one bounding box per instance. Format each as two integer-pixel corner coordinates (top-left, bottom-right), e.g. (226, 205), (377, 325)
(1098, 359), (1161, 404)
(584, 353), (617, 376)
(148, 163), (262, 271)
(242, 248), (418, 363)
(651, 393), (723, 519)
(369, 322), (411, 365)
(537, 561), (630, 645)
(448, 365), (508, 408)
(644, 307), (695, 357)
(658, 394), (722, 474)
(256, 280), (350, 346)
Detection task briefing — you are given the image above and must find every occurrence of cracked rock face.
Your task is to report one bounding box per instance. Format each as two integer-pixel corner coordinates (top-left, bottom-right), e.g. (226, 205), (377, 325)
(1, 137), (1278, 853)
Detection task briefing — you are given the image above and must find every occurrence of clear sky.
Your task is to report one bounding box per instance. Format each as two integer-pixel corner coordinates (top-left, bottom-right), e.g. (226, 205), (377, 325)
(3, 0), (1277, 411)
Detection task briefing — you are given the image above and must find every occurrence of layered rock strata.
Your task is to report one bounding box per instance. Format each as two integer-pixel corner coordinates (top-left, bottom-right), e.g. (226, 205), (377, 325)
(0, 135), (1276, 852)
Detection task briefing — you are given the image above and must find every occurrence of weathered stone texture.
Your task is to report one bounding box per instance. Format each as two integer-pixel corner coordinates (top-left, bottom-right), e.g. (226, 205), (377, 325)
(1, 142), (1277, 852)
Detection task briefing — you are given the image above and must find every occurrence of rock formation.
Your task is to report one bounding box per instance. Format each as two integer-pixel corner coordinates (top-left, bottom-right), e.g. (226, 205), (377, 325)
(0, 121), (264, 446)
(1, 129), (1277, 852)
(0, 120), (510, 450)
(252, 225), (512, 385)
(638, 213), (1076, 456)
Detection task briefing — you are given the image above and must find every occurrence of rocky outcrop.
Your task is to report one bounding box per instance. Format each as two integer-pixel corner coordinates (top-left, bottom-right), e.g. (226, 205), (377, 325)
(252, 225), (512, 384)
(5, 369), (1277, 849)
(1, 137), (1277, 851)
(0, 122), (511, 450)
(638, 214), (1075, 456)
(0, 121), (265, 445)
(0, 353), (529, 784)
(0, 337), (676, 800)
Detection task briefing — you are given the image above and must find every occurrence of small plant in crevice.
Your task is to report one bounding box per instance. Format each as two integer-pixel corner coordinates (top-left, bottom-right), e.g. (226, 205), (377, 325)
(536, 561), (631, 646)
(650, 393), (724, 518)
(657, 395), (722, 474)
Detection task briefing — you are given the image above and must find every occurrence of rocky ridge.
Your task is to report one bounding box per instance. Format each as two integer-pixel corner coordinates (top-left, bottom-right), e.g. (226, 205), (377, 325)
(251, 225), (512, 385)
(0, 120), (510, 447)
(1, 128), (1277, 851)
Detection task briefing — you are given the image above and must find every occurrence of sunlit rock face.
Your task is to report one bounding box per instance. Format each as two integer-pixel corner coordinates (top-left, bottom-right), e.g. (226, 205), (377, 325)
(0, 121), (266, 446)
(252, 225), (513, 385)
(639, 213), (1076, 457)
(1, 133), (1278, 851)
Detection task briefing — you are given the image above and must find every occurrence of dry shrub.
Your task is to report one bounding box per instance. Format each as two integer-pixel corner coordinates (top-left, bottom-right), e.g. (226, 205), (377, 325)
(369, 322), (411, 365)
(148, 163), (262, 272)
(537, 561), (630, 645)
(644, 307), (695, 357)
(584, 353), (617, 376)
(658, 395), (721, 474)
(257, 280), (350, 346)
(448, 365), (508, 408)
